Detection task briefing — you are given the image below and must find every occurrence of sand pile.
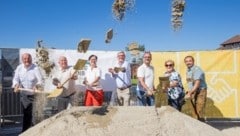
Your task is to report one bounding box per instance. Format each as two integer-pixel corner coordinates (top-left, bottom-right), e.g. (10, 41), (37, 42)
(222, 127), (240, 136)
(21, 106), (228, 136)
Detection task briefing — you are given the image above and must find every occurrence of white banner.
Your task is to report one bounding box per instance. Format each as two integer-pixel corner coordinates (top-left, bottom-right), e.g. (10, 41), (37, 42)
(20, 48), (119, 92)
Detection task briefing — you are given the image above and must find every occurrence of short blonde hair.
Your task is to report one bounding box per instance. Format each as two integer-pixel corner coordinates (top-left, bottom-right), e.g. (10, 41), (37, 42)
(165, 59), (175, 66)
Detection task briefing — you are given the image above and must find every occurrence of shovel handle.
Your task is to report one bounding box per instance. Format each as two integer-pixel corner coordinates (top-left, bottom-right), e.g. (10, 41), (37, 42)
(14, 88), (44, 93)
(60, 70), (78, 87)
(14, 87), (33, 92)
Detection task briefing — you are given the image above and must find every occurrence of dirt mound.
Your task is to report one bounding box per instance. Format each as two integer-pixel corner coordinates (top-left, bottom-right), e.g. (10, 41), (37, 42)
(21, 106), (227, 136)
(222, 127), (240, 136)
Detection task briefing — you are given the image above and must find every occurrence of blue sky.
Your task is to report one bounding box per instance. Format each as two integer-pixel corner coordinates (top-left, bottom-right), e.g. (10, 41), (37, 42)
(0, 0), (240, 51)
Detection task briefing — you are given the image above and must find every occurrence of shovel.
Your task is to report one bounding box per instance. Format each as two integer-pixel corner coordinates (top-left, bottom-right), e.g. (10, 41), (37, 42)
(155, 76), (170, 108)
(14, 87), (46, 94)
(77, 39), (91, 53)
(47, 59), (87, 98)
(14, 84), (44, 93)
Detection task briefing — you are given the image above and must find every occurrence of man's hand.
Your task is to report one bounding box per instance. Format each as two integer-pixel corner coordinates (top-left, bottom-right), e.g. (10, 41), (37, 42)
(185, 90), (194, 98)
(108, 68), (114, 74)
(35, 84), (43, 91)
(121, 67), (126, 73)
(14, 84), (20, 93)
(57, 83), (63, 89)
(152, 89), (156, 95)
(146, 89), (154, 96)
(52, 78), (60, 86)
(71, 75), (78, 80)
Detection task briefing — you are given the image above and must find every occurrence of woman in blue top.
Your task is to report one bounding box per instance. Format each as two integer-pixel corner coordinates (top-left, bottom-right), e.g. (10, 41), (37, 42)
(164, 60), (185, 111)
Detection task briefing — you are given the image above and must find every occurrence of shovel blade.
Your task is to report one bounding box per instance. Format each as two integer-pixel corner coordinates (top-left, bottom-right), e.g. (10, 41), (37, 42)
(73, 59), (87, 70)
(77, 39), (91, 53)
(47, 88), (63, 98)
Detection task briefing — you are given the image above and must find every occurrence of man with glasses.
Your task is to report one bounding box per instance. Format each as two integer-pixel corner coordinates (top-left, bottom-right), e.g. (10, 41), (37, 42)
(136, 52), (155, 106)
(184, 55), (207, 121)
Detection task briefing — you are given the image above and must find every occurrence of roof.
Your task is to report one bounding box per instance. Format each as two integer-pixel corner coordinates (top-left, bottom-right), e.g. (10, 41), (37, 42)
(221, 35), (240, 45)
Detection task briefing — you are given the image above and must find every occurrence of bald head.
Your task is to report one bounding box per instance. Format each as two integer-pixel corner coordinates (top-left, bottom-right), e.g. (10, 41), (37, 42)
(22, 53), (32, 68)
(58, 56), (68, 69)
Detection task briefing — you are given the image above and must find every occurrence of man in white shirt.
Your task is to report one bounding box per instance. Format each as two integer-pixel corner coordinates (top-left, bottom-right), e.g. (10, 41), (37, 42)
(137, 51), (155, 106)
(52, 56), (77, 112)
(12, 53), (43, 132)
(109, 51), (131, 106)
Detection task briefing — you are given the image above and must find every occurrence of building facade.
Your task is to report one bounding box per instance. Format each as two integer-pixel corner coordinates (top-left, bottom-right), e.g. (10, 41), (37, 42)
(218, 35), (240, 50)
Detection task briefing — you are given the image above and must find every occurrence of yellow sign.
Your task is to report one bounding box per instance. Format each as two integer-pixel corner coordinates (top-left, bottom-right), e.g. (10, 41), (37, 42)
(152, 50), (240, 118)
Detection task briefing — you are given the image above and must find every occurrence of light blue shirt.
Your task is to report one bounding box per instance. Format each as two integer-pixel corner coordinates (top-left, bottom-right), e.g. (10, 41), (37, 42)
(186, 65), (207, 91)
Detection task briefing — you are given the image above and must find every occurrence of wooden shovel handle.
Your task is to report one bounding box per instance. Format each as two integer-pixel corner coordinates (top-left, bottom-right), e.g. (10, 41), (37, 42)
(14, 87), (45, 93)
(60, 70), (77, 87)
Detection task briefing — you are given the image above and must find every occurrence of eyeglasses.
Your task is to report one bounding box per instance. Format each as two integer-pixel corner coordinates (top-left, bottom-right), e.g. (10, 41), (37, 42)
(144, 56), (151, 58)
(118, 55), (125, 56)
(165, 64), (173, 67)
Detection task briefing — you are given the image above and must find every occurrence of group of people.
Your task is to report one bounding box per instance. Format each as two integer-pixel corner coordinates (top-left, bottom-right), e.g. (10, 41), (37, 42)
(135, 52), (207, 122)
(12, 51), (207, 132)
(110, 51), (207, 122)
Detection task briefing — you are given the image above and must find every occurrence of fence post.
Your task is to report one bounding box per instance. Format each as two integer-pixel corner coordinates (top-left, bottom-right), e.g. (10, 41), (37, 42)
(0, 85), (2, 127)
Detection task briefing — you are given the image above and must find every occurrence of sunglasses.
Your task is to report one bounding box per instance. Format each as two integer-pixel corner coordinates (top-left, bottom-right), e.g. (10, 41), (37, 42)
(144, 56), (151, 58)
(165, 64), (173, 67)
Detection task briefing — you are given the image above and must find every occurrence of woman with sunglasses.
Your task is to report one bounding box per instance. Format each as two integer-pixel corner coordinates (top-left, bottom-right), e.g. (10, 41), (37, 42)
(164, 60), (185, 111)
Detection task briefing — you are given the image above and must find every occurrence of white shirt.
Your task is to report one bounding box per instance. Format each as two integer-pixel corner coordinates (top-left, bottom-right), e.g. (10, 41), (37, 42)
(85, 67), (102, 91)
(113, 61), (131, 88)
(12, 64), (43, 95)
(137, 63), (154, 91)
(52, 66), (76, 96)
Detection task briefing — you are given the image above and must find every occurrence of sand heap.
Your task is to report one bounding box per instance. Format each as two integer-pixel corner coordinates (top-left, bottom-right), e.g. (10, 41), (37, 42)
(21, 106), (230, 136)
(222, 127), (240, 136)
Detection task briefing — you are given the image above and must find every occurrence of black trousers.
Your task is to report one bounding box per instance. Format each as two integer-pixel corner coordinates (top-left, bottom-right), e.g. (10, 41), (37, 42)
(22, 103), (33, 132)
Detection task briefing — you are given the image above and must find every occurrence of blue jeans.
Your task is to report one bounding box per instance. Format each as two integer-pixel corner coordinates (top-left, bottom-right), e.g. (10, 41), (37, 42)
(137, 90), (155, 106)
(168, 92), (185, 111)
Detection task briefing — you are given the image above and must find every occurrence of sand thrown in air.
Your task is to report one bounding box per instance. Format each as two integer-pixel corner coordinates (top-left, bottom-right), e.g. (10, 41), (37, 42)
(32, 93), (48, 124)
(20, 106), (236, 136)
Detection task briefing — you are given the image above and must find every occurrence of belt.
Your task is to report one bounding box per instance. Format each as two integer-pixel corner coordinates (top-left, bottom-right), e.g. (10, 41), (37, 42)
(196, 88), (207, 93)
(118, 85), (131, 90)
(199, 88), (207, 91)
(62, 92), (76, 98)
(186, 78), (194, 83)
